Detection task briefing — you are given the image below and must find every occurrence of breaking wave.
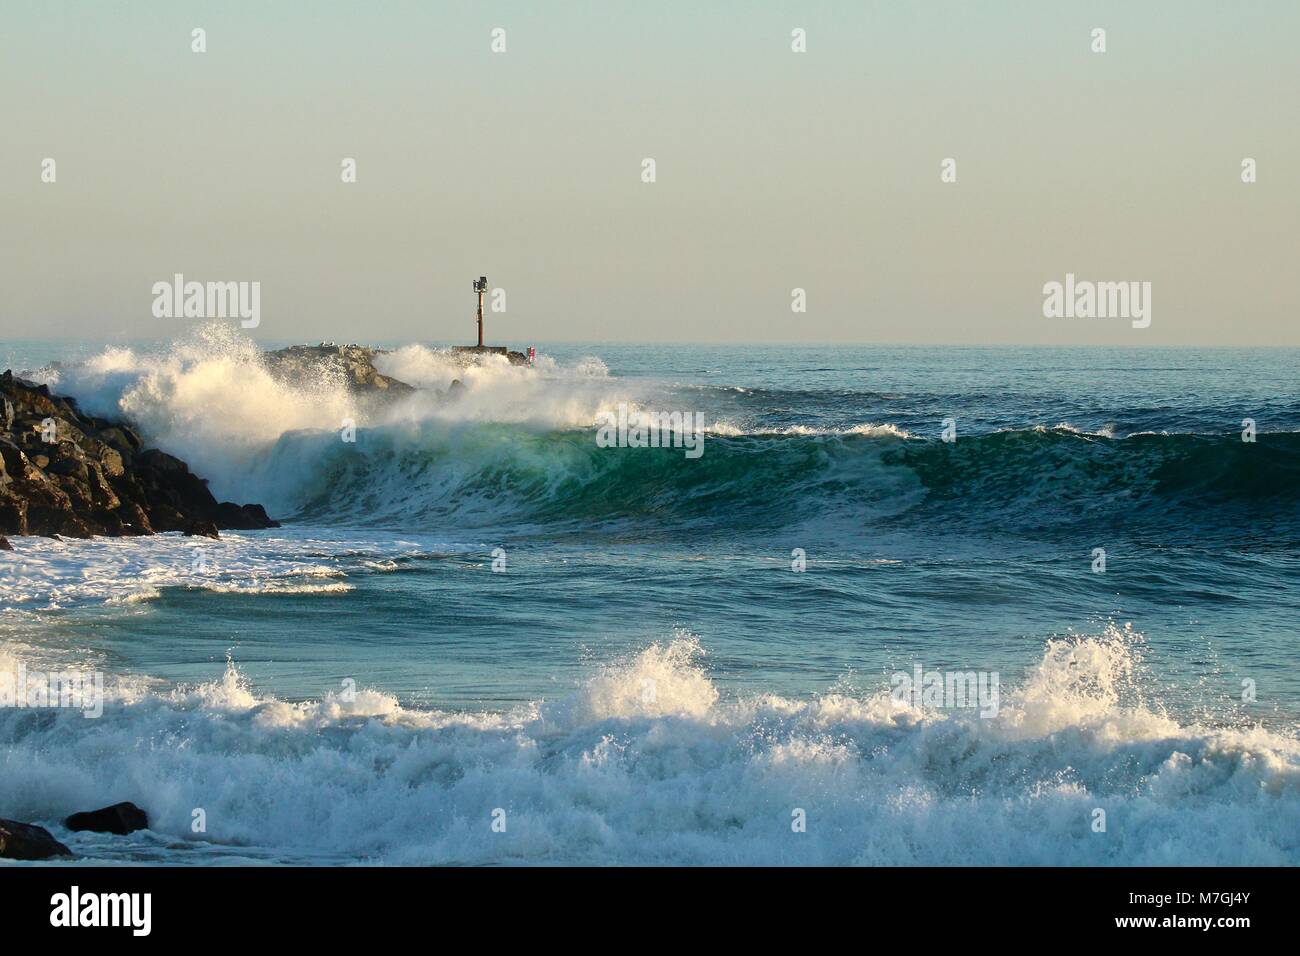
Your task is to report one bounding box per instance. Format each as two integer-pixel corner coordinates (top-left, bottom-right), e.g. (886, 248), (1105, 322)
(31, 329), (1300, 537)
(1, 628), (1296, 865)
(247, 424), (1300, 539)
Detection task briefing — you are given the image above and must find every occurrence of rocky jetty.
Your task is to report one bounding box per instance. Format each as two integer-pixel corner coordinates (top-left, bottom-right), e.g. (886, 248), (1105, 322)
(449, 344), (530, 367)
(263, 343), (415, 396)
(263, 342), (528, 398)
(0, 370), (278, 540)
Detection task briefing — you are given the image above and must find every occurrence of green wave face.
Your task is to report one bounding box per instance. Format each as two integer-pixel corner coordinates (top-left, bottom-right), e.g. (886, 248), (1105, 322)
(268, 425), (1300, 539)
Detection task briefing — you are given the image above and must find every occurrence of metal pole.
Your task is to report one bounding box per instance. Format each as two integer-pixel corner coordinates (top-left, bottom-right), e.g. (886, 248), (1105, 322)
(477, 290), (485, 347)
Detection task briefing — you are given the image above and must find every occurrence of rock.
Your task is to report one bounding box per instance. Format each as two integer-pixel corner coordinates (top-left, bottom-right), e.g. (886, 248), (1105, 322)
(65, 801), (149, 836)
(1, 370), (279, 540)
(84, 462), (121, 510)
(448, 345), (530, 367)
(263, 344), (415, 397)
(99, 425), (141, 455)
(262, 341), (531, 408)
(144, 503), (189, 533)
(184, 519), (220, 539)
(101, 451), (125, 478)
(214, 501), (277, 530)
(90, 508), (125, 536)
(0, 818), (73, 859)
(0, 535), (11, 550)
(119, 501), (153, 535)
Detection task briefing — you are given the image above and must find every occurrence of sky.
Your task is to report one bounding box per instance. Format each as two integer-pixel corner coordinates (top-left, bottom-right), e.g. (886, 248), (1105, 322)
(1, 1), (1297, 347)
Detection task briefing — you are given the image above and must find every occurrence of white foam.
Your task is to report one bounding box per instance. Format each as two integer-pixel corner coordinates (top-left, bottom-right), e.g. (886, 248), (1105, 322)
(706, 422), (915, 439)
(0, 528), (437, 611)
(39, 326), (357, 503)
(1, 627), (1296, 866)
(36, 329), (643, 513)
(1027, 422), (1119, 439)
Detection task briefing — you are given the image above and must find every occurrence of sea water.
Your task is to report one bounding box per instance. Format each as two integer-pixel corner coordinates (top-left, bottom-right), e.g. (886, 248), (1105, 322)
(1, 327), (1298, 865)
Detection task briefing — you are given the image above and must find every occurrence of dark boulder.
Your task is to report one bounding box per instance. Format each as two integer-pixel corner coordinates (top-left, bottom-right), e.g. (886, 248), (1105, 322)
(215, 501), (278, 530)
(184, 519), (221, 539)
(0, 818), (73, 860)
(64, 801), (150, 836)
(0, 535), (11, 551)
(1, 370), (279, 540)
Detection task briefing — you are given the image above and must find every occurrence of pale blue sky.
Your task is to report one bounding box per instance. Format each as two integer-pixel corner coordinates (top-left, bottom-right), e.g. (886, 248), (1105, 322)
(2, 1), (1296, 345)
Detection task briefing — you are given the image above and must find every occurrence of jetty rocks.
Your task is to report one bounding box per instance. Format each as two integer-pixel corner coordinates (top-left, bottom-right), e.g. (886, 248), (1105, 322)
(262, 342), (527, 398)
(0, 370), (278, 540)
(263, 343), (415, 396)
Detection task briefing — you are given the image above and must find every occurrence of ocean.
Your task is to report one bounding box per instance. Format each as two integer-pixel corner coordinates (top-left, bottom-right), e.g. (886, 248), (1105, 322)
(2, 329), (1298, 865)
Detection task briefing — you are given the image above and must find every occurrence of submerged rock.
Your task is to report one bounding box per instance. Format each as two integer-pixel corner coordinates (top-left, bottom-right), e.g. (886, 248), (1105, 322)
(0, 370), (279, 540)
(65, 802), (149, 836)
(0, 818), (73, 860)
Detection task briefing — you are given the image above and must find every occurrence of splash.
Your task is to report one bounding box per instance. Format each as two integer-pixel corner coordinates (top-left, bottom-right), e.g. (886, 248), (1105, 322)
(42, 325), (356, 500)
(30, 328), (1300, 535)
(1, 628), (1296, 865)
(37, 328), (644, 511)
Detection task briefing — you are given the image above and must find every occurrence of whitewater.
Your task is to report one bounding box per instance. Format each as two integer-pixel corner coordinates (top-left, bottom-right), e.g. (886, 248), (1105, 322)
(2, 330), (1298, 865)
(2, 628), (1297, 866)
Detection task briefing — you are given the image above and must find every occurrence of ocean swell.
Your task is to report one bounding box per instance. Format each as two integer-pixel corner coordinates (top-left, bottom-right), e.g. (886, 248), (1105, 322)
(31, 331), (1300, 538)
(244, 424), (1300, 538)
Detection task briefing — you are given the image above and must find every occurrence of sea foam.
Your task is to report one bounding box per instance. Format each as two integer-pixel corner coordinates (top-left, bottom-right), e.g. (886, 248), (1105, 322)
(1, 628), (1296, 866)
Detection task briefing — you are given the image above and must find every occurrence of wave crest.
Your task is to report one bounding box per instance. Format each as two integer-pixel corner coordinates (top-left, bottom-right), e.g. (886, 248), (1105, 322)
(1, 628), (1296, 865)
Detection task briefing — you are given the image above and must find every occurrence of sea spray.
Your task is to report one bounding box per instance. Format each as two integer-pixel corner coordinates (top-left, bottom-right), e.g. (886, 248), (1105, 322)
(38, 325), (356, 501)
(0, 627), (1296, 866)
(25, 330), (1300, 535)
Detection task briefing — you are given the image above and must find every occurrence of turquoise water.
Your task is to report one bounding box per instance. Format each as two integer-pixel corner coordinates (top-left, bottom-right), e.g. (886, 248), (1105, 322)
(2, 336), (1298, 864)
